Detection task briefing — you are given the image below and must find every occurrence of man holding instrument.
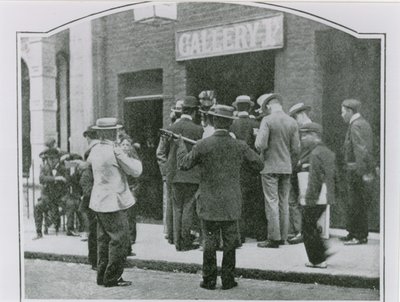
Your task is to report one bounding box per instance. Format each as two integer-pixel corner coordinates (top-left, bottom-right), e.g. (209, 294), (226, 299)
(164, 96), (203, 251)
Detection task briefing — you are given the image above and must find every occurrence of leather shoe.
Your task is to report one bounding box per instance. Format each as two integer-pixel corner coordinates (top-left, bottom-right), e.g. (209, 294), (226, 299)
(222, 281), (238, 290)
(104, 278), (132, 287)
(200, 280), (216, 290)
(66, 231), (81, 237)
(257, 240), (280, 248)
(32, 233), (43, 240)
(305, 261), (327, 269)
(339, 234), (354, 241)
(288, 233), (303, 245)
(343, 238), (368, 245)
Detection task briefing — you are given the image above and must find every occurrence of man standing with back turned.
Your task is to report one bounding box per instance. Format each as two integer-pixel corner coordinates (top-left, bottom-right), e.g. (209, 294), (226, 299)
(177, 105), (263, 290)
(255, 93), (300, 248)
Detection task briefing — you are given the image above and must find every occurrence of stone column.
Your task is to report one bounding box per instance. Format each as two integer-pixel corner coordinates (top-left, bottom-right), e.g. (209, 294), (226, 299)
(69, 22), (94, 156)
(27, 37), (57, 183)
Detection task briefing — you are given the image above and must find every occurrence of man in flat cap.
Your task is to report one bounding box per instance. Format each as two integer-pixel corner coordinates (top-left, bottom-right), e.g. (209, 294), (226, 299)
(82, 117), (142, 287)
(340, 99), (374, 245)
(286, 102), (313, 245)
(298, 122), (336, 268)
(230, 95), (267, 242)
(33, 147), (68, 239)
(177, 105), (264, 290)
(255, 93), (300, 248)
(165, 96), (204, 251)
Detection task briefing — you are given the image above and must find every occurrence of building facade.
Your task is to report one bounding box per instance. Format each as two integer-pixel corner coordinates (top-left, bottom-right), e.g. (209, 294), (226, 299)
(20, 2), (381, 228)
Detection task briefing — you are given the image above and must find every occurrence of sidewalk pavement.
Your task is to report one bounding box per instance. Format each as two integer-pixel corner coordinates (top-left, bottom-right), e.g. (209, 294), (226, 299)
(23, 218), (380, 290)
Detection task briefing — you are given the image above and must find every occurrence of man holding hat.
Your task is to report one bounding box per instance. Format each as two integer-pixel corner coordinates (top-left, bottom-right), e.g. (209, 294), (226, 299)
(165, 96), (204, 251)
(298, 122), (336, 268)
(177, 105), (264, 290)
(230, 95), (267, 242)
(33, 147), (68, 239)
(340, 99), (374, 245)
(255, 93), (300, 248)
(84, 117), (142, 287)
(287, 102), (313, 245)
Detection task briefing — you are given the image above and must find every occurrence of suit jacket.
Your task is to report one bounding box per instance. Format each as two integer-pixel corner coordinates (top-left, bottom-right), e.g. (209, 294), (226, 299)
(305, 143), (336, 206)
(255, 110), (300, 174)
(40, 161), (69, 199)
(177, 130), (264, 221)
(166, 117), (204, 184)
(343, 115), (374, 176)
(230, 115), (259, 149)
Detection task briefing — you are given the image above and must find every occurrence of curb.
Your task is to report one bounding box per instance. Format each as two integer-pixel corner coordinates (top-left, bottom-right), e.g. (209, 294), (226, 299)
(24, 252), (379, 290)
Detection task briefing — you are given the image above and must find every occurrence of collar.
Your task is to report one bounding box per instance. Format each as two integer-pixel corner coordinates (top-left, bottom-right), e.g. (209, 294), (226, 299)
(181, 114), (192, 121)
(237, 111), (249, 118)
(350, 113), (361, 124)
(88, 139), (100, 149)
(213, 129), (230, 136)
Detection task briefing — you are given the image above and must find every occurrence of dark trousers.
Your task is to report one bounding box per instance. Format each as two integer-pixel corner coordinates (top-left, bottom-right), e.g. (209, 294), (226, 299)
(65, 194), (82, 232)
(346, 171), (369, 240)
(202, 220), (237, 285)
(302, 205), (328, 265)
(171, 183), (198, 249)
(34, 196), (61, 234)
(96, 210), (129, 286)
(81, 196), (97, 267)
(165, 180), (174, 241)
(289, 175), (302, 235)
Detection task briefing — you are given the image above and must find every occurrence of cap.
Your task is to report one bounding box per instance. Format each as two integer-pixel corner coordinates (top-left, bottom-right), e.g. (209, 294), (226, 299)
(342, 99), (361, 112)
(232, 95), (254, 109)
(300, 122), (323, 135)
(289, 102), (311, 117)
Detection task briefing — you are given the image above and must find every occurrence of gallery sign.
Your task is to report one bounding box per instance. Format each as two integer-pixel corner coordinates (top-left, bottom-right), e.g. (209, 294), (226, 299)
(175, 14), (284, 61)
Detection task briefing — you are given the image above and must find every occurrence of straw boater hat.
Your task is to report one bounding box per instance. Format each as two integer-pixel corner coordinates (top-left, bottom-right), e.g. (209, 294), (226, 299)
(92, 117), (123, 130)
(207, 105), (238, 120)
(232, 95), (254, 109)
(256, 93), (282, 113)
(288, 102), (311, 117)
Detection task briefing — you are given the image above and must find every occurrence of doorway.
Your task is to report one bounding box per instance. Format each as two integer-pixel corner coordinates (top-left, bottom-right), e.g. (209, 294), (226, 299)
(186, 50), (275, 105)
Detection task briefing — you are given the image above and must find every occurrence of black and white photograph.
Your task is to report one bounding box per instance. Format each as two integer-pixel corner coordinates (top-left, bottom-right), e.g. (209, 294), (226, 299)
(1, 1), (399, 301)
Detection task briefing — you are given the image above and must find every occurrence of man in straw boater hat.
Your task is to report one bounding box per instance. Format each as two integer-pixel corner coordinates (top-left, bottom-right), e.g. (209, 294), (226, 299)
(255, 93), (300, 248)
(230, 95), (267, 242)
(297, 122), (336, 268)
(165, 96), (204, 251)
(177, 105), (263, 290)
(286, 102), (313, 245)
(79, 117), (142, 287)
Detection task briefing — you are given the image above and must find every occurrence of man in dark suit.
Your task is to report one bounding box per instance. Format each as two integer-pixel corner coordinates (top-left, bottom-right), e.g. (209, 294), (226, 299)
(298, 123), (336, 268)
(255, 93), (300, 248)
(341, 99), (374, 245)
(166, 96), (204, 251)
(230, 95), (267, 242)
(177, 105), (264, 290)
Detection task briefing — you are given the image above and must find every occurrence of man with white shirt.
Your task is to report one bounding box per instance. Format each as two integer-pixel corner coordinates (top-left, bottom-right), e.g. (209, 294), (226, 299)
(340, 99), (374, 245)
(86, 118), (142, 287)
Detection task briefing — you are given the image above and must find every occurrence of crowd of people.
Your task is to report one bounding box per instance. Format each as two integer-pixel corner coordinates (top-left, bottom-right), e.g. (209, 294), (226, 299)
(31, 90), (376, 289)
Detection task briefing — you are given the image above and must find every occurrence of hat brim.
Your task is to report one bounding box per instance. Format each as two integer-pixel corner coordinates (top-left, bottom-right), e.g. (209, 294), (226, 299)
(92, 124), (123, 130)
(232, 100), (254, 108)
(289, 105), (311, 117)
(207, 111), (238, 120)
(257, 94), (282, 113)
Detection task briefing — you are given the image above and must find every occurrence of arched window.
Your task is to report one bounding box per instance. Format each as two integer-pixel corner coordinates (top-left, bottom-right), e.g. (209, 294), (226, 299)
(56, 52), (70, 152)
(21, 59), (31, 177)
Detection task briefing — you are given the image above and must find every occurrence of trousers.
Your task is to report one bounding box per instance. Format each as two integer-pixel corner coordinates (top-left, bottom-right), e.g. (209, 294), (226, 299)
(81, 195), (97, 267)
(96, 210), (130, 286)
(302, 205), (328, 264)
(202, 220), (237, 285)
(261, 173), (291, 241)
(34, 195), (61, 234)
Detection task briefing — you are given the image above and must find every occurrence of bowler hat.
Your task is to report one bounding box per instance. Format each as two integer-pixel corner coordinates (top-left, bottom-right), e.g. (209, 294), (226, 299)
(207, 105), (238, 120)
(232, 95), (254, 109)
(92, 117), (123, 130)
(289, 102), (311, 117)
(257, 93), (282, 113)
(182, 96), (200, 108)
(342, 99), (361, 112)
(300, 122), (323, 135)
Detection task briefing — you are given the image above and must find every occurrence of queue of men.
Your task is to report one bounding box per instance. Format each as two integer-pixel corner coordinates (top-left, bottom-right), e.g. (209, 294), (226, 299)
(31, 91), (375, 289)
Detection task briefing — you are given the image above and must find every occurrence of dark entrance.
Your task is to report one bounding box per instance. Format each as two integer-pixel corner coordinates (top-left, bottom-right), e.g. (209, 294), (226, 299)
(119, 69), (164, 220)
(21, 59), (31, 177)
(186, 50), (275, 106)
(316, 30), (381, 231)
